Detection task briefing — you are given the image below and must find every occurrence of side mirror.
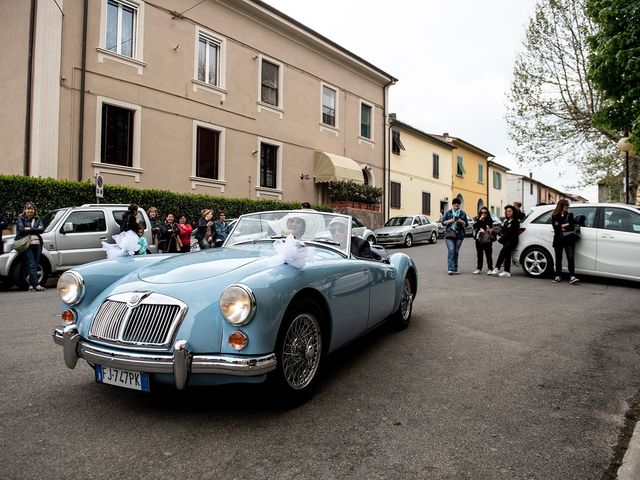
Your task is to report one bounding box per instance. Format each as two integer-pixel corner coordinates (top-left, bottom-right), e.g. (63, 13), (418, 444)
(575, 215), (586, 227)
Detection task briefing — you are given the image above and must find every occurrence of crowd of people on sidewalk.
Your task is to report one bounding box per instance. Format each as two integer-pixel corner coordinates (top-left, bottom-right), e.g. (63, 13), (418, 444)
(125, 205), (232, 255)
(440, 198), (580, 284)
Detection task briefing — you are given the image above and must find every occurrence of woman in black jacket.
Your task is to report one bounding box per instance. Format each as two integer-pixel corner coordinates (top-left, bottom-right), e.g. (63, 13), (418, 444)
(16, 201), (46, 291)
(551, 198), (579, 284)
(159, 212), (179, 253)
(493, 205), (520, 278)
(120, 204), (139, 233)
(472, 207), (495, 275)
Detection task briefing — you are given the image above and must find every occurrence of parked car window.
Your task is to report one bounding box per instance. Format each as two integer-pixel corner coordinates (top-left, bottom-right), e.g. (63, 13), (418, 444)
(352, 218), (364, 228)
(112, 210), (148, 230)
(604, 207), (640, 234)
(65, 211), (107, 233)
(43, 209), (68, 233)
(412, 217), (421, 226)
(531, 210), (553, 224)
(571, 206), (597, 228)
(421, 216), (430, 225)
(385, 217), (411, 227)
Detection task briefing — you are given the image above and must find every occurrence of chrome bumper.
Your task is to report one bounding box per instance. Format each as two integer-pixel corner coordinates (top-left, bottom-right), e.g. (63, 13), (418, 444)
(52, 325), (276, 390)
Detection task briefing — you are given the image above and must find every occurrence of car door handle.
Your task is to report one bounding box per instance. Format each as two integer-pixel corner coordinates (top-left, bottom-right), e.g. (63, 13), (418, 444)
(600, 234), (614, 239)
(99, 236), (107, 240)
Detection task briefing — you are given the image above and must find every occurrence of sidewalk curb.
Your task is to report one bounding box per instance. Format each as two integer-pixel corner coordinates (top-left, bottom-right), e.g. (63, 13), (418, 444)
(617, 420), (640, 480)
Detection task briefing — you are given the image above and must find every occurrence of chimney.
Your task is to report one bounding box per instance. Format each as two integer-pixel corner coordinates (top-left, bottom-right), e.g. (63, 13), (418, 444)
(389, 112), (397, 120)
(443, 132), (452, 143)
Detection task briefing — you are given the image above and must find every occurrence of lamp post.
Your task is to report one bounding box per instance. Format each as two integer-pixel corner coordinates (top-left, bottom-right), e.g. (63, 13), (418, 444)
(618, 136), (634, 204)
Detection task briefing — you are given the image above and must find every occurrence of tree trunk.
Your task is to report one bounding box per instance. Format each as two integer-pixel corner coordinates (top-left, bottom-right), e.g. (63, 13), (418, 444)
(629, 155), (639, 205)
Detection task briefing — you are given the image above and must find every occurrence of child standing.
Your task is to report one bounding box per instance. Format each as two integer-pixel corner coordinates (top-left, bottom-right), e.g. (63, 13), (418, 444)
(137, 226), (149, 255)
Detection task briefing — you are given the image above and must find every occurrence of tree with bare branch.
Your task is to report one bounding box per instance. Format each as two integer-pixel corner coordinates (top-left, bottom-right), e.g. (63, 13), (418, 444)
(505, 0), (635, 196)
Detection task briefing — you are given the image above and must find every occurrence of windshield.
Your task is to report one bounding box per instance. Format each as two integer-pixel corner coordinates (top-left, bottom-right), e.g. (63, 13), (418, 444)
(43, 209), (68, 233)
(384, 216), (412, 227)
(225, 210), (352, 256)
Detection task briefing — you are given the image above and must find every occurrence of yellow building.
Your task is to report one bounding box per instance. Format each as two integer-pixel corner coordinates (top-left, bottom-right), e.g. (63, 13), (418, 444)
(389, 118), (455, 221)
(433, 134), (492, 217)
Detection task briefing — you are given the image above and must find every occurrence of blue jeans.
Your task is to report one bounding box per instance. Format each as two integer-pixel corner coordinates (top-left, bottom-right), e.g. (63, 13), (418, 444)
(24, 244), (42, 287)
(445, 237), (464, 272)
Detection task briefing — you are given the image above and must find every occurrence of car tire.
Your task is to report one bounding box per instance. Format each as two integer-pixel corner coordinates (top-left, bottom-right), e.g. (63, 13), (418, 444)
(429, 231), (437, 244)
(0, 275), (14, 291)
(269, 298), (324, 405)
(521, 246), (553, 278)
(404, 234), (413, 248)
(390, 275), (414, 330)
(11, 257), (50, 290)
(366, 235), (376, 245)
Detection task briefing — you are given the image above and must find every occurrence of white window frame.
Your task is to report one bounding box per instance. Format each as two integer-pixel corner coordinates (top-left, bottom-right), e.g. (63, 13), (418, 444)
(93, 96), (142, 182)
(358, 100), (374, 145)
(320, 83), (339, 134)
(257, 55), (284, 118)
(97, 0), (146, 75)
(190, 120), (226, 192)
(256, 137), (283, 199)
(192, 27), (227, 100)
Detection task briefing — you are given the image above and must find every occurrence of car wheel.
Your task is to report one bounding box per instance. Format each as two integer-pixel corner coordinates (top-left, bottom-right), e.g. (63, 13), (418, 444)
(429, 231), (437, 244)
(521, 246), (553, 278)
(366, 235), (376, 245)
(404, 234), (413, 248)
(390, 275), (414, 330)
(11, 257), (50, 290)
(270, 298), (324, 404)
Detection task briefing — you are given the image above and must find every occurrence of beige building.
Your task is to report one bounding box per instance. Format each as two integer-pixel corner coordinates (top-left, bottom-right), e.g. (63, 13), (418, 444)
(487, 160), (510, 217)
(389, 117), (455, 221)
(1, 0), (395, 206)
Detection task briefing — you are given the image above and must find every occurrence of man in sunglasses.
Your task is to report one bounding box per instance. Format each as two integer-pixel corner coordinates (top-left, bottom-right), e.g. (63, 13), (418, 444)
(329, 217), (373, 259)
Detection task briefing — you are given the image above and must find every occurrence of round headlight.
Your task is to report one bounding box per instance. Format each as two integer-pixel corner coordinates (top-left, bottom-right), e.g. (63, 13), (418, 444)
(220, 285), (256, 326)
(57, 271), (85, 305)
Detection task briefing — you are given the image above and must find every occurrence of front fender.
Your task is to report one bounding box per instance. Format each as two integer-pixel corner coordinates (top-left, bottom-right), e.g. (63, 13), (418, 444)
(389, 253), (418, 311)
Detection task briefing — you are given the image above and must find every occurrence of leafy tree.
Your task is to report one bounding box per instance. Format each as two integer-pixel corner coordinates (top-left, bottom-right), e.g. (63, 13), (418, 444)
(505, 0), (622, 188)
(586, 0), (640, 203)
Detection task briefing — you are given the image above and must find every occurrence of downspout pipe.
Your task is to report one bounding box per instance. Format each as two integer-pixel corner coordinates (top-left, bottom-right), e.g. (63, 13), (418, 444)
(24, 0), (37, 176)
(383, 78), (396, 222)
(77, 0), (88, 180)
(486, 157), (494, 212)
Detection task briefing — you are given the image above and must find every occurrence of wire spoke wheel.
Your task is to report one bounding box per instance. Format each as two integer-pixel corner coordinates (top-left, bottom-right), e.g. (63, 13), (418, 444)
(399, 278), (413, 321)
(281, 312), (322, 390)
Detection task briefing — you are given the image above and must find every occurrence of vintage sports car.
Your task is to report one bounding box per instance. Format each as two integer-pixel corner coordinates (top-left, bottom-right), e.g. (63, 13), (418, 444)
(53, 210), (417, 402)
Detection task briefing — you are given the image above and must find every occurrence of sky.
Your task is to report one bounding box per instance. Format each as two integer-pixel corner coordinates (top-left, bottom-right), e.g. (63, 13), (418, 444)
(264, 0), (597, 201)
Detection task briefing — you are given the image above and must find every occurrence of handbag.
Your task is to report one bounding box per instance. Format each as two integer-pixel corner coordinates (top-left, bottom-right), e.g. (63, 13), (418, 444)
(444, 228), (458, 239)
(477, 231), (491, 245)
(13, 235), (31, 253)
(562, 224), (581, 243)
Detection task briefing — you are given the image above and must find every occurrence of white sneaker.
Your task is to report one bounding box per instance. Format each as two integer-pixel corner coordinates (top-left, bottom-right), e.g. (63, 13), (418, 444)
(487, 269), (494, 275)
(447, 270), (453, 275)
(569, 276), (580, 285)
(490, 268), (499, 275)
(552, 276), (561, 283)
(472, 269), (481, 275)
(498, 271), (511, 278)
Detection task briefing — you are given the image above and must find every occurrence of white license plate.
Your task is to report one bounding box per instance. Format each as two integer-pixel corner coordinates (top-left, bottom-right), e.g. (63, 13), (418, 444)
(96, 365), (150, 392)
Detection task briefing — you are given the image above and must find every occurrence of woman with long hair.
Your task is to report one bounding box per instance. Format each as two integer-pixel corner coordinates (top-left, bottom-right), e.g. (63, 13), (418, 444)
(492, 205), (520, 278)
(551, 199), (579, 284)
(472, 207), (495, 275)
(195, 209), (215, 249)
(15, 201), (45, 291)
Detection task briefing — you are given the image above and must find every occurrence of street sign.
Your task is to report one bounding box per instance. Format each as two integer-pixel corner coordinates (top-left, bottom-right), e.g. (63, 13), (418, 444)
(96, 174), (104, 199)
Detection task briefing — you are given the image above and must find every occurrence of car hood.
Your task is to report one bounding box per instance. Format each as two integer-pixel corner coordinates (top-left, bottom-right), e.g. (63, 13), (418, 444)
(138, 248), (264, 284)
(375, 226), (410, 234)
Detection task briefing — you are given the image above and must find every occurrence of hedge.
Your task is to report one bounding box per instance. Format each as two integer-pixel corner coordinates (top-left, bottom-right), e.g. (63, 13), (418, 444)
(0, 175), (329, 224)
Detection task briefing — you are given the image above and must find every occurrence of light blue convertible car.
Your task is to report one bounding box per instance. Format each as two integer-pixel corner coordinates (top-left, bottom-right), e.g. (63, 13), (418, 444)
(53, 210), (417, 402)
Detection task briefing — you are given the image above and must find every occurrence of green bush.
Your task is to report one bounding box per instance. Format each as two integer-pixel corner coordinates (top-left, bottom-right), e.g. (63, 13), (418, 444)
(327, 180), (382, 205)
(0, 175), (329, 224)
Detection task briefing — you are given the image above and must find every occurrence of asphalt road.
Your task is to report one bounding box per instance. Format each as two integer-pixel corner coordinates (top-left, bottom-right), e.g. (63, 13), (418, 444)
(1, 240), (639, 480)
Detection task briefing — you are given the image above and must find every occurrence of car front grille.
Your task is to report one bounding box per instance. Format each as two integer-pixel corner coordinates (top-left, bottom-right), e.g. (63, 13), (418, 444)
(89, 292), (187, 349)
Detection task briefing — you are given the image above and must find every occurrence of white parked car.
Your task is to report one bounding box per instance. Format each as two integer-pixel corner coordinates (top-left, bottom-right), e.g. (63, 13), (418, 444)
(513, 203), (640, 282)
(352, 217), (377, 244)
